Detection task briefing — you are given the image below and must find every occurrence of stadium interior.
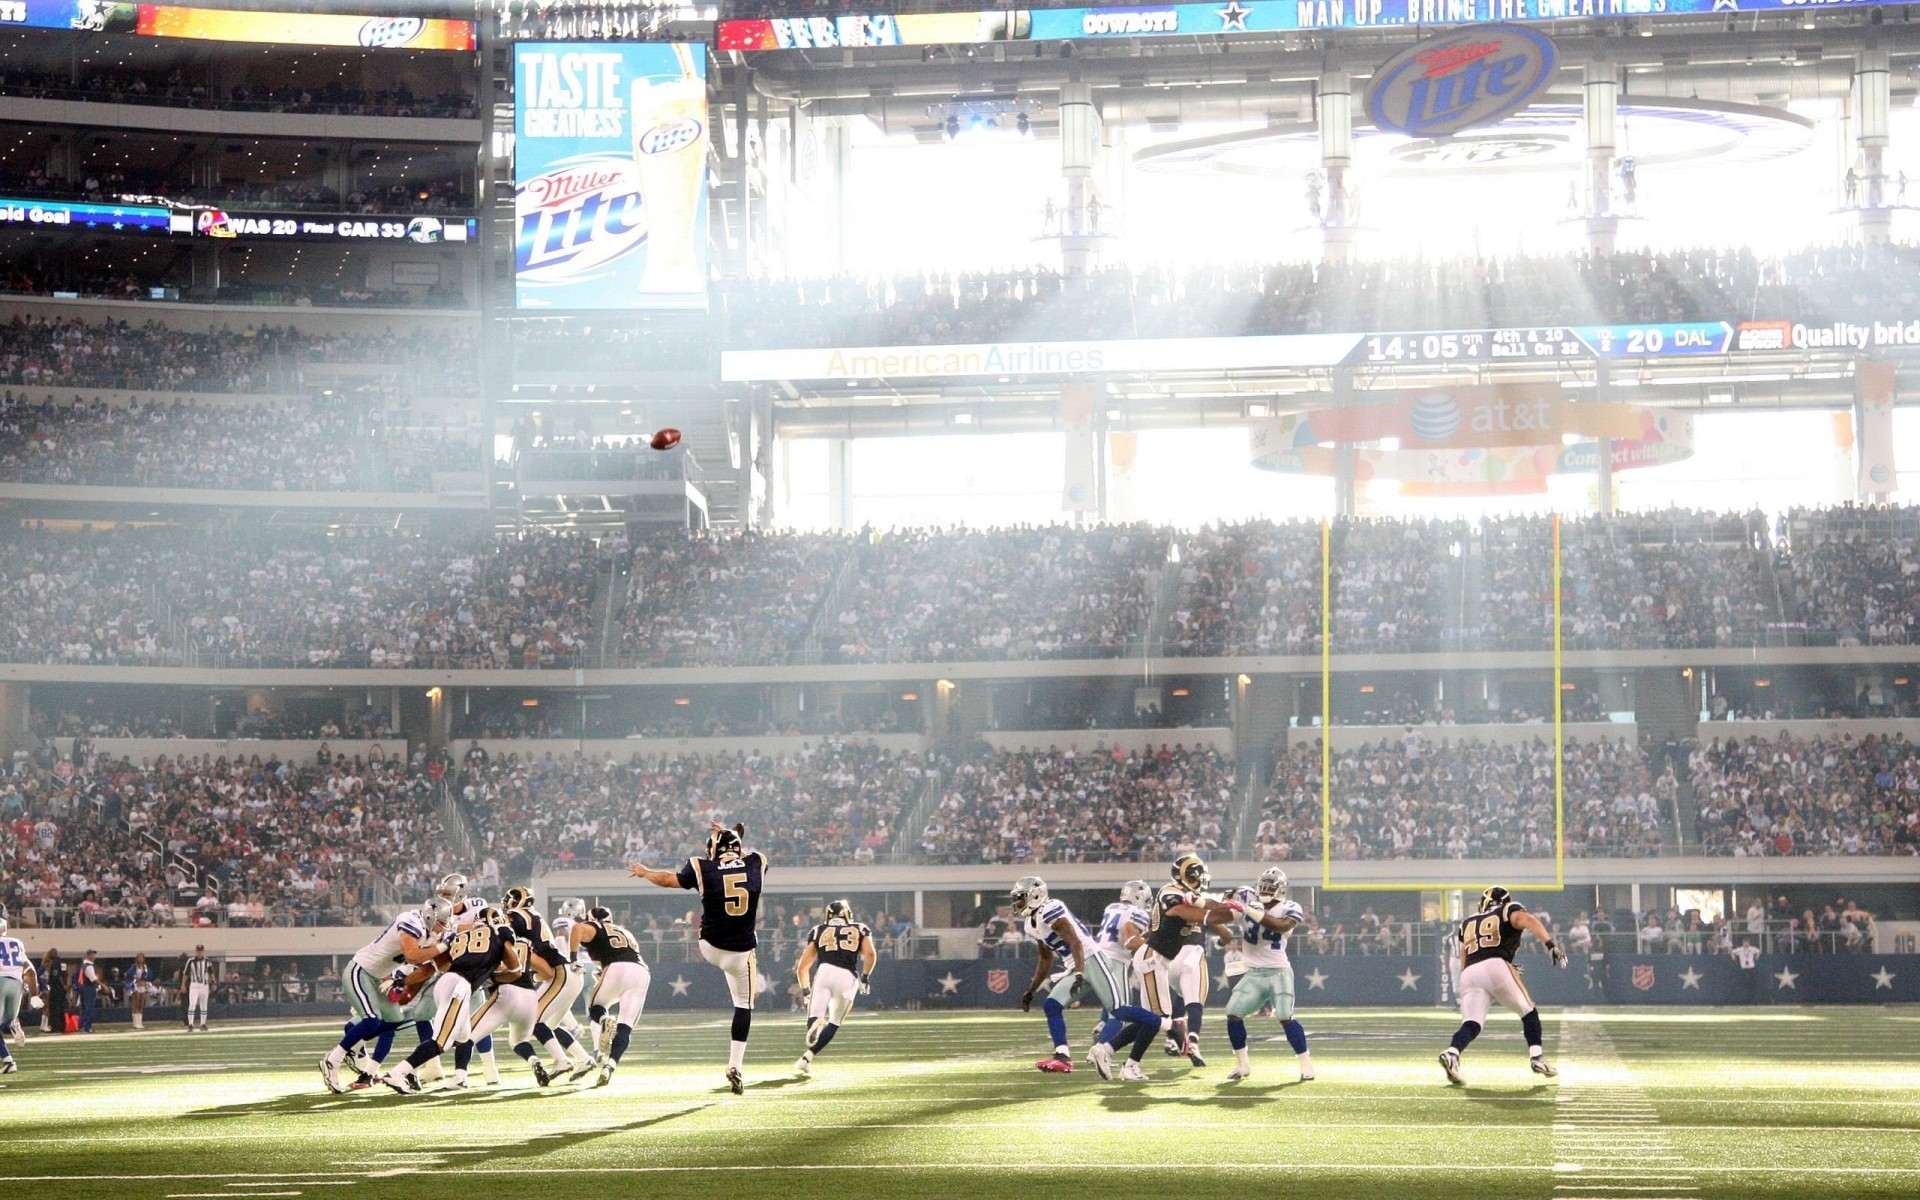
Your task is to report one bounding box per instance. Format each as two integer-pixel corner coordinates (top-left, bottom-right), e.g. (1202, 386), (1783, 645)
(0, 0), (1917, 1195)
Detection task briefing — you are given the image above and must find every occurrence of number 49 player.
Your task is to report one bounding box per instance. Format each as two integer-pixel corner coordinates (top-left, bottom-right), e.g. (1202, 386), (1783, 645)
(1439, 886), (1567, 1086)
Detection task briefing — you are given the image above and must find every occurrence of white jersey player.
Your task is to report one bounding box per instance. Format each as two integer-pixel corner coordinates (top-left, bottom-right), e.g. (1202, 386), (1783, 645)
(322, 897), (453, 1093)
(0, 911), (43, 1074)
(1223, 868), (1313, 1082)
(1010, 877), (1133, 1076)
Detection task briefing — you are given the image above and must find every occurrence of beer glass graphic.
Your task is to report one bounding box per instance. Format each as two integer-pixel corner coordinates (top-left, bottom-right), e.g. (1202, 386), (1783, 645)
(632, 44), (708, 298)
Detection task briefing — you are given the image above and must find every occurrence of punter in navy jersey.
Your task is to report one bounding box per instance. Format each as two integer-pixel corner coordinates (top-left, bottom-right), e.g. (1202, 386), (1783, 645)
(628, 823), (767, 1093)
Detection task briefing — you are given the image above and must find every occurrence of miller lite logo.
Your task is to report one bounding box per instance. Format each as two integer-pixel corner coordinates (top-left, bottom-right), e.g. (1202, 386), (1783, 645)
(514, 153), (646, 285)
(1365, 25), (1557, 138)
(1632, 964), (1655, 991)
(639, 118), (703, 156)
(359, 17), (426, 47)
(986, 969), (1009, 994)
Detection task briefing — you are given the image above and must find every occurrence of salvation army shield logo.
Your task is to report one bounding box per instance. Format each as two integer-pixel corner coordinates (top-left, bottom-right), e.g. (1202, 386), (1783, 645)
(1365, 25), (1558, 138)
(987, 969), (1010, 994)
(1632, 965), (1655, 991)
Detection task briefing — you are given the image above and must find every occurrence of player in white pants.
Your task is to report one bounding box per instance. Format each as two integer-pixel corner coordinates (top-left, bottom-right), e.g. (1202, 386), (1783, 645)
(182, 945), (214, 1032)
(792, 901), (876, 1077)
(1440, 886), (1567, 1086)
(571, 908), (651, 1088)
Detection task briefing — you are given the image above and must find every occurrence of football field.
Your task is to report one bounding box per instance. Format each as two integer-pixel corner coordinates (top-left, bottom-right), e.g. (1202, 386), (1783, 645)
(0, 1006), (1916, 1200)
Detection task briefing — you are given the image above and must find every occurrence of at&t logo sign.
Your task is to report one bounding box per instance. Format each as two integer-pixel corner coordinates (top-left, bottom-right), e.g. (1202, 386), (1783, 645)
(1364, 25), (1557, 138)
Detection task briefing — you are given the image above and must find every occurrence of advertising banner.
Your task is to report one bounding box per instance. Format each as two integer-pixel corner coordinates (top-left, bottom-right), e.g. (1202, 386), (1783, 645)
(0, 195), (170, 233)
(0, 2), (475, 48)
(718, 0), (1903, 53)
(1857, 360), (1897, 496)
(1363, 24), (1557, 138)
(191, 210), (476, 244)
(1061, 381), (1097, 513)
(513, 42), (710, 311)
(134, 6), (476, 49)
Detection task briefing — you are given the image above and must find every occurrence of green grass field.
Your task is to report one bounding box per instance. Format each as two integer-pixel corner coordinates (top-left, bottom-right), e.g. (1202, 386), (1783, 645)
(0, 1006), (1916, 1200)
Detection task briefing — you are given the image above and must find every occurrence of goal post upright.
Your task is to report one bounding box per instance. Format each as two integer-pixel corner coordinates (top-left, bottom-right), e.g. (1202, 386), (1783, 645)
(1318, 512), (1566, 895)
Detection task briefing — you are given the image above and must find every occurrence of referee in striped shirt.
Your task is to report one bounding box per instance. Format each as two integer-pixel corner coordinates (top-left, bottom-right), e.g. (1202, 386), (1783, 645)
(182, 946), (213, 1032)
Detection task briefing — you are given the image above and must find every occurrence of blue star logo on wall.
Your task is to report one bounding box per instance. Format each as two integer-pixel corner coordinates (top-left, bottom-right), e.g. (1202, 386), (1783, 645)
(937, 972), (962, 994)
(1304, 969), (1328, 990)
(668, 976), (691, 996)
(1217, 1), (1251, 30)
(1397, 969), (1421, 991)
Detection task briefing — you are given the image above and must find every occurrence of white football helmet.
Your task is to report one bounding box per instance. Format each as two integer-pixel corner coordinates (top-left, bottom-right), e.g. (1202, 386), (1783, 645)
(1008, 876), (1049, 917)
(1257, 867), (1290, 904)
(1120, 880), (1153, 908)
(556, 897), (586, 920)
(435, 873), (468, 901)
(422, 896), (455, 934)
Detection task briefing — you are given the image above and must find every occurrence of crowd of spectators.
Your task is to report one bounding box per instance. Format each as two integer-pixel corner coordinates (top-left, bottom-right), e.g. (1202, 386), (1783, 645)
(19, 509), (1920, 669)
(825, 525), (1166, 662)
(0, 318), (475, 396)
(1782, 505), (1920, 645)
(455, 740), (936, 874)
(918, 743), (1233, 864)
(1690, 732), (1920, 856)
(1257, 732), (1671, 861)
(620, 528), (854, 666)
(0, 67), (473, 119)
(0, 393), (478, 491)
(0, 741), (449, 928)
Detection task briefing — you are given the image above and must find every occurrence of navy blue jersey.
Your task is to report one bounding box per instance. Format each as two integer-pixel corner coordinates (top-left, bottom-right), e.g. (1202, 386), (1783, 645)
(676, 850), (768, 952)
(806, 919), (871, 974)
(445, 920), (510, 989)
(1460, 902), (1529, 967)
(578, 918), (641, 967)
(507, 908), (568, 971)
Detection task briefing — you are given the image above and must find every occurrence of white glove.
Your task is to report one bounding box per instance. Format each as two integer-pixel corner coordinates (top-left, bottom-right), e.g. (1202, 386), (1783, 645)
(857, 975), (872, 996)
(28, 994), (43, 1010)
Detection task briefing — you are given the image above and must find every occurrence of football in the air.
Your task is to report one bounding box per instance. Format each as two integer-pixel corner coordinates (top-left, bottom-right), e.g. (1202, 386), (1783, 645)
(650, 428), (682, 451)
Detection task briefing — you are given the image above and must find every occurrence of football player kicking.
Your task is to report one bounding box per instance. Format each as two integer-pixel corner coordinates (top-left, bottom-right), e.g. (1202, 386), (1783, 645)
(382, 906), (520, 1094)
(1008, 876), (1144, 1078)
(500, 887), (596, 1083)
(568, 906), (651, 1087)
(320, 895), (453, 1093)
(792, 900), (876, 1078)
(1141, 855), (1242, 1069)
(1439, 886), (1567, 1086)
(629, 823), (766, 1095)
(1223, 868), (1314, 1083)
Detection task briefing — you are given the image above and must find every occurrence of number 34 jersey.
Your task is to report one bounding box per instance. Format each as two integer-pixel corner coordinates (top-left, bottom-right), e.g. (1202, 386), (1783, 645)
(676, 850), (768, 952)
(805, 918), (872, 973)
(1237, 899), (1306, 969)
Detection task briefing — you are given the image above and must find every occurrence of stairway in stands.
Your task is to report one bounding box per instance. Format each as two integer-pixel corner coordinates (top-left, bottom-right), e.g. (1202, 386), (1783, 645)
(1632, 666), (1700, 854)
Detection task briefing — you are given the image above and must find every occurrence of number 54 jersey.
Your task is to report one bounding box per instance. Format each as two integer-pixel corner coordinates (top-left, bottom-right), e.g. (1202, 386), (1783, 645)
(1238, 899), (1306, 969)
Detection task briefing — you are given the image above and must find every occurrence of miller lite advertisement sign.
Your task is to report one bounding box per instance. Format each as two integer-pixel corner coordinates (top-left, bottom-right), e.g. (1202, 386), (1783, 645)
(513, 42), (710, 310)
(1364, 25), (1557, 139)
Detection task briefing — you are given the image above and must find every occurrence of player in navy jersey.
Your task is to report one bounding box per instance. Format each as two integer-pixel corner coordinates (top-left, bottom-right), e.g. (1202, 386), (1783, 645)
(381, 906), (521, 1094)
(629, 823), (767, 1094)
(791, 900), (875, 1078)
(1439, 886), (1566, 1086)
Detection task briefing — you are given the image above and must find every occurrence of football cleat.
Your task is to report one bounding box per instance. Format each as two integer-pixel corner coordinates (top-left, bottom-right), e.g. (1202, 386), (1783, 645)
(794, 1055), (812, 1078)
(0, 1059), (16, 1074)
(319, 1056), (345, 1094)
(1225, 1067), (1251, 1083)
(445, 1071), (468, 1090)
(596, 1016), (618, 1058)
(1035, 1055), (1073, 1074)
(381, 1069), (421, 1095)
(726, 1067), (745, 1095)
(1530, 1056), (1558, 1078)
(1119, 1060), (1148, 1082)
(1183, 1034), (1206, 1068)
(568, 1059), (597, 1084)
(1300, 1073), (1315, 1082)
(594, 1063), (615, 1089)
(1090, 1042), (1114, 1081)
(1439, 1049), (1466, 1086)
(348, 1073), (375, 1091)
(530, 1059), (553, 1088)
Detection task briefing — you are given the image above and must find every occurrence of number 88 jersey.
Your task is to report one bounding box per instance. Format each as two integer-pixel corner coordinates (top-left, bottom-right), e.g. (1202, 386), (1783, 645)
(1238, 899), (1305, 968)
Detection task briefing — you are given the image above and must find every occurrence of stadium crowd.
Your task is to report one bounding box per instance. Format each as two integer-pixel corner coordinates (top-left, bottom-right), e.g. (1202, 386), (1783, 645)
(1256, 733), (1672, 860)
(0, 742), (451, 929)
(1690, 732), (1920, 856)
(0, 67), (474, 119)
(10, 510), (1920, 666)
(454, 740), (937, 874)
(919, 743), (1234, 863)
(0, 393), (477, 491)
